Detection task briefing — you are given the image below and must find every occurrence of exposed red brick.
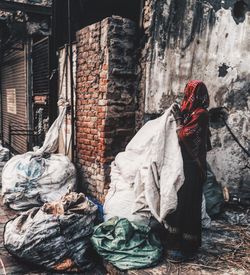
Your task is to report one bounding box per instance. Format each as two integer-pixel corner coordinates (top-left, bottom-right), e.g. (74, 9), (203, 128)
(76, 16), (136, 202)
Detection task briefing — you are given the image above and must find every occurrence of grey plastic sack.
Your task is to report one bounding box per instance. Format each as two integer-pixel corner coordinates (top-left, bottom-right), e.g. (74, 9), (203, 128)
(4, 192), (98, 272)
(203, 163), (224, 217)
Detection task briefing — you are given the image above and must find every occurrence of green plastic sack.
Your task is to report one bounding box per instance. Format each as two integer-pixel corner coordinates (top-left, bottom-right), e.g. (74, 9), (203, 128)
(91, 217), (162, 270)
(203, 163), (224, 217)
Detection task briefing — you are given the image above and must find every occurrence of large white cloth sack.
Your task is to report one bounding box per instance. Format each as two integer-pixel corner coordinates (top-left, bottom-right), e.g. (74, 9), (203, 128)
(2, 101), (77, 210)
(104, 105), (185, 225)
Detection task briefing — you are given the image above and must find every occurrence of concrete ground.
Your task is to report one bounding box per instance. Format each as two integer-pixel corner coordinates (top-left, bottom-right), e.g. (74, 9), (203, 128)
(0, 161), (249, 275)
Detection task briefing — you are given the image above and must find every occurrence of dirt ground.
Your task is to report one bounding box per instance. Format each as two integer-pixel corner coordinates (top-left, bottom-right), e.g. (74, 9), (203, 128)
(105, 206), (249, 275)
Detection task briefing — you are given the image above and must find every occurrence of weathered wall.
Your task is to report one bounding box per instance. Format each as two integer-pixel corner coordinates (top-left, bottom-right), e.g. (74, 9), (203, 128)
(139, 0), (250, 189)
(76, 16), (137, 202)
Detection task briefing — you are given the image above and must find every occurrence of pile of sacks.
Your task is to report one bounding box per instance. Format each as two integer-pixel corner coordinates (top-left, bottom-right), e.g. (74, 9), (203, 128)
(2, 101), (99, 272)
(92, 106), (223, 270)
(1, 104), (223, 272)
(85, 106), (184, 270)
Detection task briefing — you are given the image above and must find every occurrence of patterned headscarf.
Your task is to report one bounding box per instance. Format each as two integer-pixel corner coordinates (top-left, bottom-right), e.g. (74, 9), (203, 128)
(178, 80), (211, 167)
(180, 80), (209, 115)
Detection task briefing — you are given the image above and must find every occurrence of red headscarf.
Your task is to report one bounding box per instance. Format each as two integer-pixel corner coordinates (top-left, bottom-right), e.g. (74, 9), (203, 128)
(180, 80), (209, 115)
(178, 80), (211, 166)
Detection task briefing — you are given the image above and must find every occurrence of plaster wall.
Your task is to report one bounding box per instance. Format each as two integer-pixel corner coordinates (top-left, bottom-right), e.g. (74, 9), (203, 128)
(140, 0), (250, 189)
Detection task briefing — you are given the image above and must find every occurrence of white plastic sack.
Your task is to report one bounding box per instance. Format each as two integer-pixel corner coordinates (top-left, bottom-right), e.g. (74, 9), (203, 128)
(32, 99), (68, 156)
(104, 106), (185, 224)
(2, 152), (76, 210)
(2, 100), (76, 210)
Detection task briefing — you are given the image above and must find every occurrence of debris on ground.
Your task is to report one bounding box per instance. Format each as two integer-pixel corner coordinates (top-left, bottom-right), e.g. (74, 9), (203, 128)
(106, 210), (250, 275)
(0, 186), (249, 274)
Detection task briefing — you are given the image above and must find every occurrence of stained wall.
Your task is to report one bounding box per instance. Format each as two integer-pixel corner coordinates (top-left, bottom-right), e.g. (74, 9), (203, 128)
(139, 0), (250, 189)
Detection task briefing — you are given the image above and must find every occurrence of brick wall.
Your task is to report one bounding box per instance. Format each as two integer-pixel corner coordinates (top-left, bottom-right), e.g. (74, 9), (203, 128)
(76, 16), (137, 203)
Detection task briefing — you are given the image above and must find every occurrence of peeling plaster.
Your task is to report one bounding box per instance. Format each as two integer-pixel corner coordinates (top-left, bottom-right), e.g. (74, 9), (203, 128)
(145, 6), (250, 112)
(218, 63), (230, 77)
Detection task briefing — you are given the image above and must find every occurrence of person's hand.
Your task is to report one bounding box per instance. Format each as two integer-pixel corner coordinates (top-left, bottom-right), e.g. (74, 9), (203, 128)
(171, 103), (181, 119)
(171, 103), (182, 128)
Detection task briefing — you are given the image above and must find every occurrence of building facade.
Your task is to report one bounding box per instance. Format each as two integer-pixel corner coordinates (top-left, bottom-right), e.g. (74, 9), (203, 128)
(0, 0), (52, 153)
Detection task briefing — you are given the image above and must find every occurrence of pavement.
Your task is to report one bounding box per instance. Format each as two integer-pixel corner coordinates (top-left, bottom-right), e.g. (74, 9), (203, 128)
(0, 160), (249, 275)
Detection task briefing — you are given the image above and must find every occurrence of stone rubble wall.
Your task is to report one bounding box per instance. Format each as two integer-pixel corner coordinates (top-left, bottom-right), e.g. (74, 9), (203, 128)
(138, 0), (250, 189)
(76, 16), (137, 203)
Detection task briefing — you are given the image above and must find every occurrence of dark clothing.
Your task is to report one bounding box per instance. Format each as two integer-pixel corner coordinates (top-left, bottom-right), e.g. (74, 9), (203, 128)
(166, 80), (210, 254)
(179, 109), (210, 173)
(165, 156), (204, 254)
(165, 114), (209, 253)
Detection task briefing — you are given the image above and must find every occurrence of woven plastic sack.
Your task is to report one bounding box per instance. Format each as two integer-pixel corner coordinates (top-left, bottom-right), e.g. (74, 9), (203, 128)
(2, 102), (77, 210)
(2, 152), (76, 210)
(4, 192), (98, 272)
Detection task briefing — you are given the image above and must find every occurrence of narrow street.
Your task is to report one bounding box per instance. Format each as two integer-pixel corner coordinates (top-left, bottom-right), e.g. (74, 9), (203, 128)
(1, 204), (249, 274)
(0, 1), (250, 274)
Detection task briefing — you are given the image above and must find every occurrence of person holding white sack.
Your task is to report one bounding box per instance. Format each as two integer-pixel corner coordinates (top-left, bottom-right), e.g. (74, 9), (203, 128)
(166, 80), (212, 262)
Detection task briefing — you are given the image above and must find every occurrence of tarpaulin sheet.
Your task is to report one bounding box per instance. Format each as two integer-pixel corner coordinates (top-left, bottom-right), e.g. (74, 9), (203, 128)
(91, 217), (163, 270)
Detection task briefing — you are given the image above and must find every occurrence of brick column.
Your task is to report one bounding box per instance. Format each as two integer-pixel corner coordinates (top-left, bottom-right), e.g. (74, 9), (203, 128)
(76, 16), (137, 202)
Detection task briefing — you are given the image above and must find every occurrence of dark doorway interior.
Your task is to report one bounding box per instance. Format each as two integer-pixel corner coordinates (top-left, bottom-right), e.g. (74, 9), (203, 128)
(55, 0), (141, 47)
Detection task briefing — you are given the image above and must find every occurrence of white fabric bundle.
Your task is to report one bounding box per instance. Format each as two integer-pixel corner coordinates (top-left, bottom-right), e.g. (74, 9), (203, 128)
(104, 106), (185, 224)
